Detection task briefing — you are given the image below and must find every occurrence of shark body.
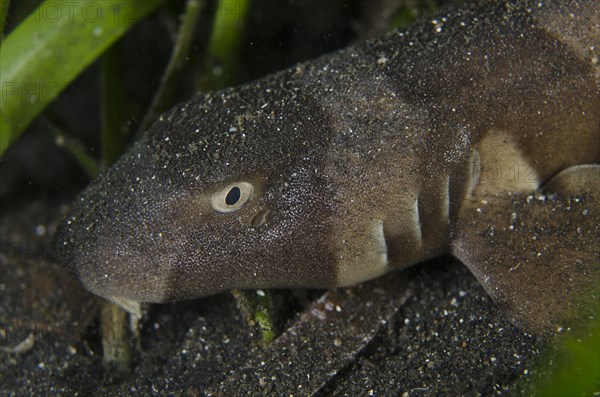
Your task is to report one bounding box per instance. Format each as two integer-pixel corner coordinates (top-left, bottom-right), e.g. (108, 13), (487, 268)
(57, 0), (599, 334)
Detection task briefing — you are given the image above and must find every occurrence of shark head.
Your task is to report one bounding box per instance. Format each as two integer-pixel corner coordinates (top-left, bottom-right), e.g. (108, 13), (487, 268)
(56, 75), (347, 309)
(56, 46), (462, 313)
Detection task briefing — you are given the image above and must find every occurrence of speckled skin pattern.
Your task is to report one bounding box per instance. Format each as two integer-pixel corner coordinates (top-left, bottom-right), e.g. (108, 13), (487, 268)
(56, 0), (599, 332)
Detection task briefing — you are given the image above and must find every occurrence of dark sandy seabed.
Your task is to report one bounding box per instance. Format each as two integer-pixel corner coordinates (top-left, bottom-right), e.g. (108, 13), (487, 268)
(1, 199), (562, 396)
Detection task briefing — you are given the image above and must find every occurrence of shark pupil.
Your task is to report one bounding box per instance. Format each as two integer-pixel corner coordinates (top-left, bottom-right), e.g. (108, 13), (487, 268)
(226, 186), (241, 205)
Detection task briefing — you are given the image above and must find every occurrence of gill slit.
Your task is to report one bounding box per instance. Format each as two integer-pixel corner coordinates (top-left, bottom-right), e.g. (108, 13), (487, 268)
(414, 195), (423, 248)
(443, 174), (451, 226)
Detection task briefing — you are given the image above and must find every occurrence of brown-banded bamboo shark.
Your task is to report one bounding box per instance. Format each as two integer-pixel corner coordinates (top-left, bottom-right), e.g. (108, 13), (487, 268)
(56, 0), (600, 335)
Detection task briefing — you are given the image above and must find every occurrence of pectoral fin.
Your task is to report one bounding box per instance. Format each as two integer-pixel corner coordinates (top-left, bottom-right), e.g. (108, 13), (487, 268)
(451, 165), (600, 335)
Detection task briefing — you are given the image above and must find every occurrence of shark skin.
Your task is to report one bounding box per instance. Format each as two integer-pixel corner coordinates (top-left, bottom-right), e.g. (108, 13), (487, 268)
(56, 0), (599, 334)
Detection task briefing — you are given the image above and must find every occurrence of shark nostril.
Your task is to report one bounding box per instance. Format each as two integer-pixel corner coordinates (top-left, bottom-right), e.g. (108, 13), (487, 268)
(251, 209), (271, 228)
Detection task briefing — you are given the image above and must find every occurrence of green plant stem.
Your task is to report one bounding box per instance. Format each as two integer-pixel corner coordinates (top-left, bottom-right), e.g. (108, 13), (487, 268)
(100, 45), (127, 167)
(0, 0), (166, 158)
(101, 301), (134, 376)
(41, 116), (99, 178)
(196, 0), (251, 92)
(135, 0), (204, 139)
(0, 0), (10, 40)
(538, 317), (600, 396)
(232, 289), (276, 345)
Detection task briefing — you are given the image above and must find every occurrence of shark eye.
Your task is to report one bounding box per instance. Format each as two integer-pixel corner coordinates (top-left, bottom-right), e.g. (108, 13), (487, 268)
(211, 182), (254, 213)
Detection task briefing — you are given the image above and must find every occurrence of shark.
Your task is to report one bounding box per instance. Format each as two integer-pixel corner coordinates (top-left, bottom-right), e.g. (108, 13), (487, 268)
(56, 0), (599, 335)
